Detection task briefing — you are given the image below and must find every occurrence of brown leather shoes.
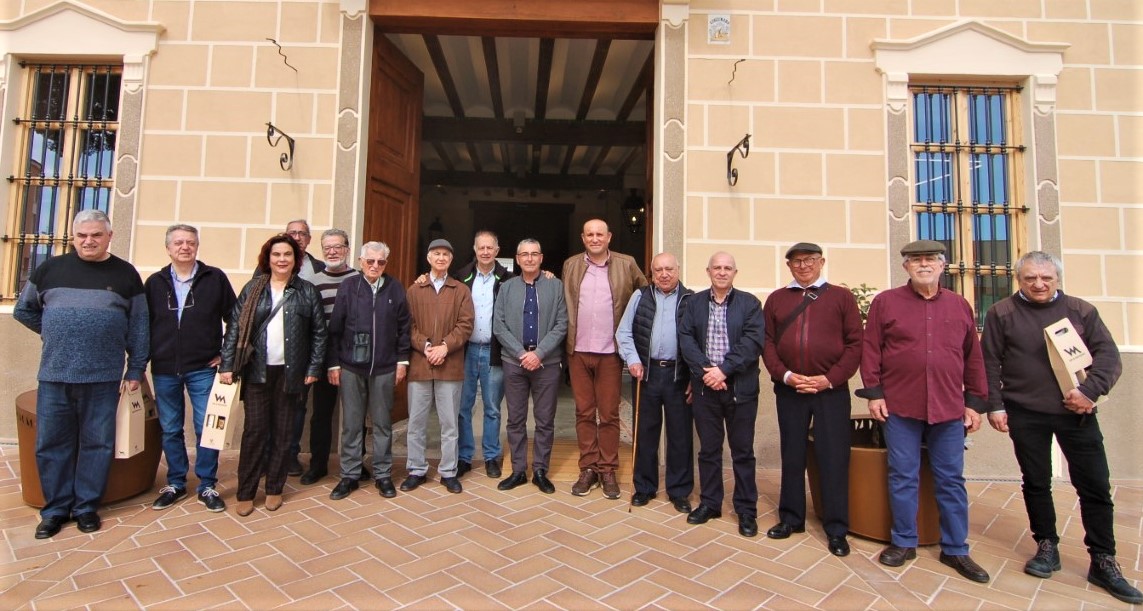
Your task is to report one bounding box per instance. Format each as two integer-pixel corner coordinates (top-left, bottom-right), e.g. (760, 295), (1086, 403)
(235, 500), (254, 517)
(878, 545), (917, 567)
(599, 471), (621, 499)
(265, 494), (283, 511)
(940, 553), (990, 583)
(571, 468), (598, 496)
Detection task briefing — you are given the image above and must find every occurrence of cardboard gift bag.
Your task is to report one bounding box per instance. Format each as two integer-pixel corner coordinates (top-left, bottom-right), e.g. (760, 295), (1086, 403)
(115, 382), (147, 458)
(201, 375), (244, 450)
(1043, 318), (1100, 404)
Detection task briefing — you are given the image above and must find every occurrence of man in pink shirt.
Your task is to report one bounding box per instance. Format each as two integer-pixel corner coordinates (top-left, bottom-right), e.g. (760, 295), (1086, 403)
(562, 219), (647, 498)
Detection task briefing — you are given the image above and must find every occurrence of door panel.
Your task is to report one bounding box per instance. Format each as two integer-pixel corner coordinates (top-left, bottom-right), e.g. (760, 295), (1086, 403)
(365, 30), (423, 423)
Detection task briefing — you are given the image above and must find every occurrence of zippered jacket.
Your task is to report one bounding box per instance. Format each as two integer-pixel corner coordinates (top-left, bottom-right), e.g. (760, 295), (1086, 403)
(327, 273), (412, 377)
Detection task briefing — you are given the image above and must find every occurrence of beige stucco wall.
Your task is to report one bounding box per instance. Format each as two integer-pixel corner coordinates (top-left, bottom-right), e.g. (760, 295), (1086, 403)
(0, 1), (1139, 480)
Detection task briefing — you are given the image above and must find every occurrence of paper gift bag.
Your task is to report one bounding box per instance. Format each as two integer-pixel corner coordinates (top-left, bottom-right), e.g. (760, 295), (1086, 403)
(201, 376), (243, 450)
(115, 383), (146, 458)
(1043, 318), (1097, 401)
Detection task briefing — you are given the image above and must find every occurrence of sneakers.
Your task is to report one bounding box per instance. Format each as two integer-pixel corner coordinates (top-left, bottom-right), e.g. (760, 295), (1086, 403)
(1024, 539), (1061, 578)
(152, 486), (187, 510)
(571, 468), (599, 496)
(197, 488), (226, 512)
(1088, 553), (1143, 604)
(599, 471), (621, 499)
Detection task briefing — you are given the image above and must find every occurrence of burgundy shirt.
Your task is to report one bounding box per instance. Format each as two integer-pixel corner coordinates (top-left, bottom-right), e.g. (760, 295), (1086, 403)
(858, 282), (987, 424)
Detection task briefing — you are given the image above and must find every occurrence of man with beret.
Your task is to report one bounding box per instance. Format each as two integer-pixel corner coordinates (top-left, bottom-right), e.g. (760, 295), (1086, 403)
(857, 240), (990, 583)
(403, 238), (474, 494)
(982, 251), (1139, 604)
(762, 242), (863, 556)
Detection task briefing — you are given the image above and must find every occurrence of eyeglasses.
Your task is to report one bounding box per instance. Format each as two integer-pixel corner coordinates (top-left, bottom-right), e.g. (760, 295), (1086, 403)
(322, 244), (348, 252)
(286, 230), (310, 238)
(788, 256), (821, 268)
(516, 252), (542, 258)
(166, 290), (195, 311)
(362, 258), (387, 267)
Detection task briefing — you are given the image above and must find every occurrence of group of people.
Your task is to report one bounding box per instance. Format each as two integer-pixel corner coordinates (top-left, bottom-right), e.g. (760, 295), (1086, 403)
(13, 211), (1140, 605)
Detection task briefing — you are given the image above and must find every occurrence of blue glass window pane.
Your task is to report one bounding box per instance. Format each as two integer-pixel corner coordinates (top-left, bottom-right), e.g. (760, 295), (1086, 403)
(77, 130), (116, 179)
(914, 92), (951, 143)
(75, 187), (112, 213)
(970, 153), (1008, 206)
(969, 93), (1006, 145)
(915, 153), (953, 203)
(973, 214), (1011, 266)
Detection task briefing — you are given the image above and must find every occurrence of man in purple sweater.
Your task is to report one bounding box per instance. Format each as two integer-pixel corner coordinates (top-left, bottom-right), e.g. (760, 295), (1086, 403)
(982, 251), (1139, 605)
(762, 242), (862, 556)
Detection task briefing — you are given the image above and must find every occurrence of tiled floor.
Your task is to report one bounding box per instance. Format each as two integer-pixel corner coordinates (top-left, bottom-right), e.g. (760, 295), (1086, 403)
(1, 444), (1140, 610)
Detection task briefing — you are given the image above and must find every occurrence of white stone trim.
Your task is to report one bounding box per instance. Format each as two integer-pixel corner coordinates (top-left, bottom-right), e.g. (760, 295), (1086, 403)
(0, 1), (163, 58)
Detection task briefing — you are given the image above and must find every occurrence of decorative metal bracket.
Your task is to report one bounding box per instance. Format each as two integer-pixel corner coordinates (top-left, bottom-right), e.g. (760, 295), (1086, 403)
(266, 122), (295, 171)
(726, 133), (750, 186)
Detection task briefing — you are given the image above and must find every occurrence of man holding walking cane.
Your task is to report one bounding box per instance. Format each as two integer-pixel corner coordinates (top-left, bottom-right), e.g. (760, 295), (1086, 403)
(616, 252), (694, 513)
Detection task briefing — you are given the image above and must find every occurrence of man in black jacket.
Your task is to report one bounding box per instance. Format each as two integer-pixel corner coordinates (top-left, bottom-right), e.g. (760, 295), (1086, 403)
(679, 252), (765, 538)
(145, 224), (236, 512)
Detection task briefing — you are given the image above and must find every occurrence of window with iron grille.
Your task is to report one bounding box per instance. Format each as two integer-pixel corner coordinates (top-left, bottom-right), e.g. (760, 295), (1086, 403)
(911, 84), (1026, 327)
(3, 63), (121, 299)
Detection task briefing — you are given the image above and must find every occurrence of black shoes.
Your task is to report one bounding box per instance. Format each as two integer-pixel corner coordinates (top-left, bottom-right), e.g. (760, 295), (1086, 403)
(738, 514), (758, 537)
(1024, 539), (1061, 578)
(669, 496), (692, 514)
(878, 545), (917, 567)
(765, 522), (805, 540)
(287, 455), (304, 477)
(198, 488), (226, 512)
(457, 461), (472, 477)
(485, 457), (502, 479)
(631, 492), (655, 507)
(498, 472), (528, 491)
(532, 470), (556, 494)
(375, 478), (397, 498)
(400, 474), (427, 491)
(828, 536), (850, 557)
(939, 553), (990, 583)
(300, 469), (327, 485)
(441, 477), (463, 494)
(686, 505), (722, 525)
(359, 466), (372, 482)
(152, 485), (188, 510)
(75, 512), (101, 534)
(35, 516), (66, 539)
(329, 478), (359, 500)
(1088, 553), (1143, 604)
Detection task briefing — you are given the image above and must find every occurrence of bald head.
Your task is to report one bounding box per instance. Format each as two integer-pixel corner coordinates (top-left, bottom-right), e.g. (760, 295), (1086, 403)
(649, 252), (680, 293)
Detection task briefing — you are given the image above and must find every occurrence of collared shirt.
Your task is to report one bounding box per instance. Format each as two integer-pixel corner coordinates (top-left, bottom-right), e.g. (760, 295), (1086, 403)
(430, 271), (448, 293)
(366, 274), (385, 294)
(574, 254), (616, 353)
(1017, 289), (1059, 303)
(860, 282), (987, 424)
(170, 261), (199, 323)
(522, 280), (539, 348)
(469, 267), (495, 343)
(616, 284), (681, 367)
(705, 292), (730, 366)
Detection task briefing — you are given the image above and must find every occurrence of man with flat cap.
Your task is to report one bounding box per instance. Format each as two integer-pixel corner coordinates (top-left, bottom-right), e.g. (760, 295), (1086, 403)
(857, 240), (990, 583)
(762, 242), (862, 556)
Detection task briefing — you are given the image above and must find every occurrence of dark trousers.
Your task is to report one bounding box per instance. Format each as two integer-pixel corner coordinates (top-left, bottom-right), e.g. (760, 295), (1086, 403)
(692, 385), (758, 517)
(775, 384), (850, 537)
(502, 361), (561, 473)
(307, 377), (339, 471)
(632, 366), (693, 499)
(237, 366), (295, 500)
(1007, 405), (1116, 556)
(569, 352), (623, 472)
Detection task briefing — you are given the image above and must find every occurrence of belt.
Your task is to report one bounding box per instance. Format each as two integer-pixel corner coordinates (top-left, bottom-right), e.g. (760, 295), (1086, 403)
(468, 341), (491, 346)
(650, 360), (676, 367)
(523, 344), (537, 351)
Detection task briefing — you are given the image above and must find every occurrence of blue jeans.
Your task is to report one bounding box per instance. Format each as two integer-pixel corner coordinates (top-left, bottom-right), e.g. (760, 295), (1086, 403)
(154, 368), (219, 493)
(35, 380), (120, 519)
(457, 343), (504, 463)
(884, 414), (969, 555)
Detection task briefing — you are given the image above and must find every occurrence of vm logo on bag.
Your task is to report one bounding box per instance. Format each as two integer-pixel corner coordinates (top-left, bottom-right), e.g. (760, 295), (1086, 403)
(214, 393), (229, 404)
(131, 400), (143, 414)
(1064, 345), (1083, 357)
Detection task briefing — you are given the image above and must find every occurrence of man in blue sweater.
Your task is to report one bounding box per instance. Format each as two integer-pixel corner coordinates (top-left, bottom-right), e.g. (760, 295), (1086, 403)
(14, 209), (149, 539)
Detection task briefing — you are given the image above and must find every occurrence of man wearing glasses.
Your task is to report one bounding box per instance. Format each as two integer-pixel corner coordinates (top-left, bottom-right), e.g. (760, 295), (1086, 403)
(326, 242), (411, 500)
(297, 229), (362, 485)
(762, 242), (862, 556)
(145, 224), (236, 513)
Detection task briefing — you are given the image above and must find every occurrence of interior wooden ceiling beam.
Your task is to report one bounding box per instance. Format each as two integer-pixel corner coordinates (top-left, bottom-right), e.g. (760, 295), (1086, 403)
(371, 0), (658, 39)
(423, 34), (465, 118)
(587, 49), (653, 175)
(422, 169), (624, 191)
(422, 117), (644, 146)
(431, 141), (455, 172)
(481, 36), (504, 119)
(560, 39), (611, 175)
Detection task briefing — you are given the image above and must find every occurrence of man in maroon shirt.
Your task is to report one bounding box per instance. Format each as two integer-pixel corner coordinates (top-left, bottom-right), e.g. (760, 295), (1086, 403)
(858, 240), (990, 583)
(762, 242), (862, 556)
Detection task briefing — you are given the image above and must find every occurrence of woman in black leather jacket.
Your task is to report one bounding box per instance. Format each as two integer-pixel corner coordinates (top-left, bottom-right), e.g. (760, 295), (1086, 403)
(219, 234), (327, 516)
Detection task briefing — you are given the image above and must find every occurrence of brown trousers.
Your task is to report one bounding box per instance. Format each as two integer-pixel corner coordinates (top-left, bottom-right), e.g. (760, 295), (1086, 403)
(568, 352), (623, 473)
(236, 366), (296, 500)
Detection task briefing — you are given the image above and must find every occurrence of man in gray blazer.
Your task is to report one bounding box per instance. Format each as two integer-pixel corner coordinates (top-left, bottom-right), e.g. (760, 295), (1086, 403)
(493, 239), (568, 493)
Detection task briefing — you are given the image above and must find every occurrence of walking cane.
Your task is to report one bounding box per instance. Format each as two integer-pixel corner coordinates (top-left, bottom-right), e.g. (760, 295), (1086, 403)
(628, 376), (641, 513)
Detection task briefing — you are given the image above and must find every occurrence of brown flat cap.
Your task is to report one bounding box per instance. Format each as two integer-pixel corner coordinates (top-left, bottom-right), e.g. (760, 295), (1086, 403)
(900, 239), (946, 256)
(784, 242), (823, 259)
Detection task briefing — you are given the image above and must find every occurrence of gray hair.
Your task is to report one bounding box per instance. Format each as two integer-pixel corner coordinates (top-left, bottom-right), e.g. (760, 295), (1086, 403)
(901, 252), (946, 265)
(360, 241), (390, 259)
(1016, 250), (1063, 280)
(322, 228), (350, 248)
(165, 224), (199, 246)
(286, 219), (311, 232)
(516, 238), (541, 253)
(474, 230), (499, 248)
(73, 209), (111, 233)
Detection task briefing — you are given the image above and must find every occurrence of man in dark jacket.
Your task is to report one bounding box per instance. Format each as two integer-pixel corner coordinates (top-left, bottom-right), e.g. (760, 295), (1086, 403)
(679, 252), (765, 538)
(983, 251), (1139, 604)
(761, 242), (862, 556)
(326, 241), (411, 500)
(145, 224), (236, 513)
(615, 252), (694, 513)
